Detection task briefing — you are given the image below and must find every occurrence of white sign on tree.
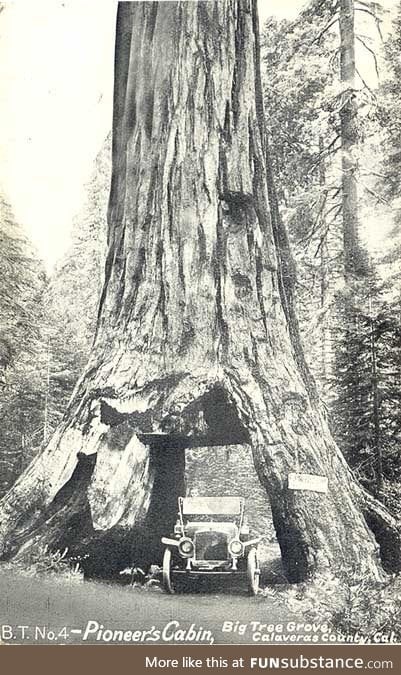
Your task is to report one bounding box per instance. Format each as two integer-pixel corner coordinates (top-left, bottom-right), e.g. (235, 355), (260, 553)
(288, 473), (328, 494)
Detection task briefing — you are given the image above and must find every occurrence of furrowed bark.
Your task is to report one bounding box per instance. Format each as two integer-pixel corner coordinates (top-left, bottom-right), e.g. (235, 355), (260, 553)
(0, 0), (399, 581)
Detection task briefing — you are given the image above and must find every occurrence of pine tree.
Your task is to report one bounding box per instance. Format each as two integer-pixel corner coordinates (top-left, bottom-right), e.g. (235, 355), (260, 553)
(379, 0), (401, 200)
(41, 133), (110, 438)
(333, 271), (401, 503)
(0, 191), (47, 495)
(261, 6), (342, 395)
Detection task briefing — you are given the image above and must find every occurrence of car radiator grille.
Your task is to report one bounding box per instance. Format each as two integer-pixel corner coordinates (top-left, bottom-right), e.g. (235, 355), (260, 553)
(194, 531), (228, 561)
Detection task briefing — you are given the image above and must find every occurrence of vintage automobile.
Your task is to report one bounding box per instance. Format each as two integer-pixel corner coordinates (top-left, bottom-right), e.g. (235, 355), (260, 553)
(161, 496), (261, 595)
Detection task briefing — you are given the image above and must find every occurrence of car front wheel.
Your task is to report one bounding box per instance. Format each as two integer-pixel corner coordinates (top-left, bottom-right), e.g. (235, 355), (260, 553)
(247, 547), (260, 596)
(162, 547), (175, 594)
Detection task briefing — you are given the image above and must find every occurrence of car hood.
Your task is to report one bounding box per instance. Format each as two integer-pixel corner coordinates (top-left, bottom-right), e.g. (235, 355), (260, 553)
(185, 522), (238, 539)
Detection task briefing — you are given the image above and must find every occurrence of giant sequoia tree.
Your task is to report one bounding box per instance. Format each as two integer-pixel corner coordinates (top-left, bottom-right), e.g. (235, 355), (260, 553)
(0, 0), (399, 583)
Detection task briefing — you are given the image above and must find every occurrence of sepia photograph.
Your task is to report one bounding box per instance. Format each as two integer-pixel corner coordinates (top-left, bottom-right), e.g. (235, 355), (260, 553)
(0, 0), (400, 657)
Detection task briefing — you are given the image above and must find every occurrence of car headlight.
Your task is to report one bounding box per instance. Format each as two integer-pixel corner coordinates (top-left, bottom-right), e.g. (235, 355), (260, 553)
(178, 537), (194, 558)
(228, 539), (244, 557)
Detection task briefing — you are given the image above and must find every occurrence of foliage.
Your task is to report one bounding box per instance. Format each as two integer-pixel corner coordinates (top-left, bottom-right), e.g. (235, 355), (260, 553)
(0, 133), (109, 495)
(40, 134), (110, 438)
(262, 1), (401, 510)
(262, 570), (401, 643)
(261, 6), (340, 393)
(325, 1), (401, 500)
(0, 191), (48, 496)
(332, 575), (401, 642)
(261, 8), (336, 201)
(332, 273), (401, 496)
(379, 1), (401, 201)
(2, 545), (84, 581)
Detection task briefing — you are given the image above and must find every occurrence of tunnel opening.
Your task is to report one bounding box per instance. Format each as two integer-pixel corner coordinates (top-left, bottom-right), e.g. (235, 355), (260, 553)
(83, 385), (285, 583)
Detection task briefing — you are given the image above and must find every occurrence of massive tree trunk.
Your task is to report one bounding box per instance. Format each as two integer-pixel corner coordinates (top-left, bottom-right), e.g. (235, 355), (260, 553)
(0, 0), (399, 582)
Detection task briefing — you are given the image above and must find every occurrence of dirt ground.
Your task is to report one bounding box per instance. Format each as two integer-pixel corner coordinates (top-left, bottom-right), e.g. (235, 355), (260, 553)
(0, 556), (307, 646)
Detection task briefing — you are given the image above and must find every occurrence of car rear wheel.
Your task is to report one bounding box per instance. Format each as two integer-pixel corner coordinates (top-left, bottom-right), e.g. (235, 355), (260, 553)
(162, 547), (175, 594)
(247, 547), (260, 596)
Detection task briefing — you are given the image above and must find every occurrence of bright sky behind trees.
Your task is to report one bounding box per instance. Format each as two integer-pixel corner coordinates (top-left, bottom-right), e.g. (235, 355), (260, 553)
(0, 0), (391, 268)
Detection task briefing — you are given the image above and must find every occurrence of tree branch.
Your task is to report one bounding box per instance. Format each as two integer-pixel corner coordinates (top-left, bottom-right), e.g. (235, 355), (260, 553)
(310, 16), (339, 46)
(356, 35), (380, 80)
(360, 168), (387, 180)
(356, 67), (376, 99)
(308, 135), (341, 174)
(358, 181), (389, 205)
(355, 7), (384, 41)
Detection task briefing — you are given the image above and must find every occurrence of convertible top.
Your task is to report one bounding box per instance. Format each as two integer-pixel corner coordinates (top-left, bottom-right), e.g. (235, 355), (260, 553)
(180, 496), (243, 516)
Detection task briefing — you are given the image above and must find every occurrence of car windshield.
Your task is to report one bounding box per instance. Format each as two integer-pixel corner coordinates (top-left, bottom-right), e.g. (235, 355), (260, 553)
(181, 496), (242, 516)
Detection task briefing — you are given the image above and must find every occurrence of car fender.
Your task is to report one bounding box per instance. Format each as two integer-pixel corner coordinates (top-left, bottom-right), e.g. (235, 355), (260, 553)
(161, 537), (180, 547)
(243, 537), (262, 548)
